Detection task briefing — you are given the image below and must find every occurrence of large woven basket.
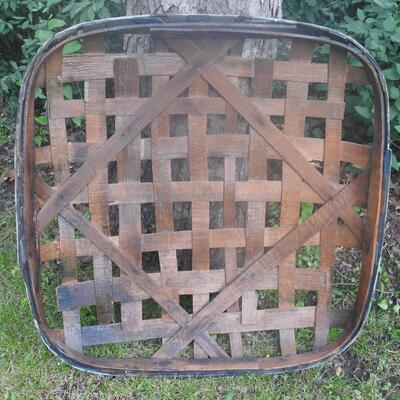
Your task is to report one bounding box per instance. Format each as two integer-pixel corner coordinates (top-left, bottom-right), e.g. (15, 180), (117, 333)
(15, 15), (391, 376)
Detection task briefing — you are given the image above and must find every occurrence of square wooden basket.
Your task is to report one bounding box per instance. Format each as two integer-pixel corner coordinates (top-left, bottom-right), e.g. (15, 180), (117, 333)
(16, 15), (391, 376)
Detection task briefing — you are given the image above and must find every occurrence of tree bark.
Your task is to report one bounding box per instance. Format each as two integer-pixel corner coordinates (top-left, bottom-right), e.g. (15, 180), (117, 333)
(124, 0), (282, 57)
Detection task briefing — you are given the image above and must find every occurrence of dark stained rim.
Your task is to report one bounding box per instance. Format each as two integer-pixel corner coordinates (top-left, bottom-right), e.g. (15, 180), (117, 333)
(15, 14), (391, 377)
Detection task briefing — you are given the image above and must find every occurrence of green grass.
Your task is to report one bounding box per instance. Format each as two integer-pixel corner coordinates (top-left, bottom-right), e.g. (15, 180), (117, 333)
(0, 205), (399, 399)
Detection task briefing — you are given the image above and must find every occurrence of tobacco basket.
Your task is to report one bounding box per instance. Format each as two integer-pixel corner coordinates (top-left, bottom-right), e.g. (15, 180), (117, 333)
(15, 15), (391, 376)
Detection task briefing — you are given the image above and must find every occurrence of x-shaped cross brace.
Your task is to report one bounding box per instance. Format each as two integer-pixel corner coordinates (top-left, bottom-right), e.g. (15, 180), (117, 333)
(35, 38), (367, 358)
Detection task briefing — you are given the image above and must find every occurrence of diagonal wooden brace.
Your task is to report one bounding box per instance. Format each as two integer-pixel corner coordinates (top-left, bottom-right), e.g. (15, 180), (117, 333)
(35, 177), (229, 359)
(36, 39), (239, 233)
(153, 173), (369, 358)
(164, 38), (364, 244)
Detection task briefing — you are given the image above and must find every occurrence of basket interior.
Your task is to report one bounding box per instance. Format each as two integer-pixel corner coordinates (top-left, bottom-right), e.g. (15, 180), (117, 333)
(29, 27), (382, 371)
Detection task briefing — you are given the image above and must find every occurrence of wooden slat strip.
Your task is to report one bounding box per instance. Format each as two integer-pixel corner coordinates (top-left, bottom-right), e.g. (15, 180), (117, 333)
(34, 137), (371, 170)
(79, 308), (351, 347)
(114, 57), (143, 331)
(45, 48), (82, 352)
(242, 58), (273, 326)
(84, 36), (114, 324)
(36, 179), (367, 208)
(42, 224), (359, 264)
(35, 176), (229, 358)
(37, 39), (239, 232)
(188, 76), (211, 358)
(57, 268), (329, 311)
(278, 40), (315, 356)
(314, 47), (347, 349)
(49, 96), (345, 121)
(35, 52), (368, 85)
(223, 73), (244, 357)
(151, 71), (180, 333)
(165, 39), (364, 244)
(152, 174), (368, 359)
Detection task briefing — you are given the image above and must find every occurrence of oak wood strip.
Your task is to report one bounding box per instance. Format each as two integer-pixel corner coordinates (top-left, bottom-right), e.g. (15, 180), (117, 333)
(35, 52), (368, 85)
(314, 47), (347, 349)
(45, 48), (83, 352)
(278, 40), (314, 356)
(151, 72), (180, 332)
(84, 36), (114, 324)
(37, 40), (239, 232)
(41, 223), (359, 264)
(243, 58), (273, 326)
(223, 72), (244, 357)
(37, 178), (366, 208)
(34, 137), (371, 170)
(188, 76), (211, 358)
(152, 174), (368, 359)
(57, 268), (329, 311)
(50, 96), (345, 121)
(35, 176), (228, 358)
(79, 308), (351, 347)
(114, 57), (143, 332)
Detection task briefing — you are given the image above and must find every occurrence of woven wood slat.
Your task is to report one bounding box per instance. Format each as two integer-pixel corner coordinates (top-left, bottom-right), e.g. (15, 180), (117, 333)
(278, 39), (315, 356)
(19, 21), (387, 374)
(152, 174), (368, 358)
(35, 52), (369, 87)
(84, 36), (114, 324)
(314, 47), (347, 349)
(114, 57), (143, 332)
(46, 49), (83, 352)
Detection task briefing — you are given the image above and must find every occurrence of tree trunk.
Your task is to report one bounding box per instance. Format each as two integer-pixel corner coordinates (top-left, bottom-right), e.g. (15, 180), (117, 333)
(124, 0), (282, 57)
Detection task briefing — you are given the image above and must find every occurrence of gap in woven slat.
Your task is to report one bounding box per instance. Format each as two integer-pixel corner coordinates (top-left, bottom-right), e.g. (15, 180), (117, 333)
(242, 330), (281, 358)
(142, 251), (160, 273)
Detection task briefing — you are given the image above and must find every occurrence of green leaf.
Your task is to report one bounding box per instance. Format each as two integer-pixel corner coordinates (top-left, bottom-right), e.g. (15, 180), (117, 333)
(394, 125), (400, 133)
(328, 328), (342, 341)
(63, 40), (82, 55)
(9, 61), (18, 71)
(377, 298), (389, 310)
(356, 8), (365, 21)
(395, 97), (400, 111)
(383, 67), (400, 80)
(72, 117), (83, 127)
(47, 0), (63, 7)
(48, 18), (66, 31)
(391, 31), (400, 43)
(383, 16), (396, 32)
(389, 86), (400, 99)
(394, 303), (400, 314)
(34, 115), (48, 126)
(354, 105), (372, 119)
(372, 0), (394, 8)
(391, 154), (400, 171)
(346, 19), (366, 35)
(34, 88), (46, 100)
(299, 203), (314, 224)
(63, 84), (72, 100)
(36, 29), (53, 43)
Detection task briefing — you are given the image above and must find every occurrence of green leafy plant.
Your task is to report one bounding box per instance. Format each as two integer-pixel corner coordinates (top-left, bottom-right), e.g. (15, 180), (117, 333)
(284, 0), (400, 170)
(0, 0), (122, 113)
